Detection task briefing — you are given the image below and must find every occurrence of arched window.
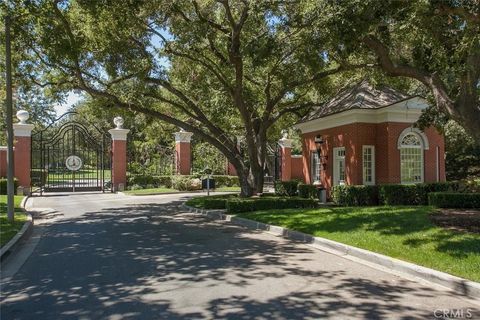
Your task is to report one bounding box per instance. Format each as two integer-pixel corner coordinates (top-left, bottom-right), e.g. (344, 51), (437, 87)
(399, 132), (424, 183)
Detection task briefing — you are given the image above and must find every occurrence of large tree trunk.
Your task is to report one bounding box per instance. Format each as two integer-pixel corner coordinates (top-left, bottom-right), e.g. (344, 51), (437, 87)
(230, 154), (265, 197)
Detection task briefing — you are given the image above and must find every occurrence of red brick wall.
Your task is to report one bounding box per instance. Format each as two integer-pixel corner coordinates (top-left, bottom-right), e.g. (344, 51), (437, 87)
(112, 140), (127, 189)
(280, 146), (292, 181)
(14, 137), (31, 188)
(291, 156), (304, 181)
(0, 148), (6, 178)
(301, 122), (446, 193)
(175, 142), (191, 175)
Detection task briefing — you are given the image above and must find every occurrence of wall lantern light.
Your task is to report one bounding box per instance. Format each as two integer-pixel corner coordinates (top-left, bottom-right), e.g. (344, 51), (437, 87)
(314, 135), (328, 170)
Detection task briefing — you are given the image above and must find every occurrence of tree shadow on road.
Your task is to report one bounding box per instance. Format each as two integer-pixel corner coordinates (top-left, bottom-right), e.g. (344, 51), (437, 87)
(1, 198), (472, 319)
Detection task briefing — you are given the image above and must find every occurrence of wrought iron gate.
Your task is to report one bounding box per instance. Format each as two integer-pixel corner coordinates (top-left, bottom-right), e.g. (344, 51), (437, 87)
(264, 143), (281, 186)
(31, 115), (111, 193)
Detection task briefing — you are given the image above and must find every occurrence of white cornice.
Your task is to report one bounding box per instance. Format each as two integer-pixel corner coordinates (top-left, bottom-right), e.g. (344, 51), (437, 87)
(294, 97), (428, 134)
(278, 137), (293, 148)
(174, 131), (193, 143)
(109, 128), (130, 141)
(13, 124), (35, 137)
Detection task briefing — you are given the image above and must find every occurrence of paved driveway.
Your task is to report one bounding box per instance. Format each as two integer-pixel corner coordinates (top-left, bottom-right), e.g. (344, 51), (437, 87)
(1, 193), (478, 319)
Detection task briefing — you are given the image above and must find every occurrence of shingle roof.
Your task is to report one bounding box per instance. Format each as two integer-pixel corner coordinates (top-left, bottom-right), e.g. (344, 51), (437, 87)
(299, 80), (412, 123)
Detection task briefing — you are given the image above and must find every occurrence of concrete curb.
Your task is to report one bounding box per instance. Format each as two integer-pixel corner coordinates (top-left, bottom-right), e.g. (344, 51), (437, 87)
(0, 196), (34, 260)
(182, 203), (480, 300)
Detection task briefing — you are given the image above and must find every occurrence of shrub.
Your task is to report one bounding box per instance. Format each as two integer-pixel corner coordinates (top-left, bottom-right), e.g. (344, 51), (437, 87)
(378, 184), (418, 205)
(185, 194), (238, 209)
(458, 179), (480, 193)
(211, 175), (240, 187)
(226, 197), (316, 213)
(127, 175), (173, 188)
(331, 185), (378, 206)
(0, 178), (19, 195)
(202, 198), (229, 209)
(171, 175), (202, 191)
(378, 182), (460, 205)
(428, 192), (480, 208)
(129, 184), (143, 191)
(298, 184), (318, 199)
(274, 180), (300, 197)
(415, 182), (459, 204)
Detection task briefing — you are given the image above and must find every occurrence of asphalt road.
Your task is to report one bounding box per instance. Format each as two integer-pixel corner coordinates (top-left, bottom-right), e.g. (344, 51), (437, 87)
(1, 192), (479, 319)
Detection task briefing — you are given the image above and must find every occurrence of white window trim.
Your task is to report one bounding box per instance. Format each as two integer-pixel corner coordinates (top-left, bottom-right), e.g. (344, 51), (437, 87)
(398, 132), (425, 184)
(333, 147), (346, 186)
(397, 127), (429, 150)
(362, 145), (375, 185)
(310, 151), (320, 183)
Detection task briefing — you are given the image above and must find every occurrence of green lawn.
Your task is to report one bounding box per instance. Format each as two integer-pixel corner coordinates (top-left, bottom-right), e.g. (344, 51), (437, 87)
(216, 186), (241, 192)
(47, 169), (111, 181)
(124, 187), (178, 195)
(0, 195), (27, 247)
(125, 187), (240, 195)
(238, 206), (480, 282)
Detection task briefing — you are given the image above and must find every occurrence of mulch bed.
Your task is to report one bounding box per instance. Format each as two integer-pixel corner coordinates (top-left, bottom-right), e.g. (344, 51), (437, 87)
(430, 209), (480, 234)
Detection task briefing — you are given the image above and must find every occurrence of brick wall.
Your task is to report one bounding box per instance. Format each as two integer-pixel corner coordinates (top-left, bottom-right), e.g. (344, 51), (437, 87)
(301, 121), (446, 193)
(291, 156), (304, 181)
(0, 148), (6, 178)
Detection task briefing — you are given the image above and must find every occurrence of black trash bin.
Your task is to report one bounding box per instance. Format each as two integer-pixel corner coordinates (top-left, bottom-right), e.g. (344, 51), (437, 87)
(202, 178), (216, 190)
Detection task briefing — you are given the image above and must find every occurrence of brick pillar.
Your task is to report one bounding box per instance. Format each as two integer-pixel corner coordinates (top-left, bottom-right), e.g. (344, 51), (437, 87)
(0, 147), (7, 178)
(279, 134), (292, 181)
(13, 111), (35, 194)
(109, 117), (130, 192)
(174, 130), (193, 175)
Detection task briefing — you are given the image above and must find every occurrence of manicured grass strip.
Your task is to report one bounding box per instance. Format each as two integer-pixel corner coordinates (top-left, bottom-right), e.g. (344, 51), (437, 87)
(238, 206), (480, 282)
(216, 187), (241, 192)
(126, 187), (240, 195)
(124, 187), (178, 195)
(0, 195), (27, 247)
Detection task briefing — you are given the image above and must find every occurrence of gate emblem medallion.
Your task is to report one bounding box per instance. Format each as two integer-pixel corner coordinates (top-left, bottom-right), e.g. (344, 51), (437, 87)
(65, 155), (83, 171)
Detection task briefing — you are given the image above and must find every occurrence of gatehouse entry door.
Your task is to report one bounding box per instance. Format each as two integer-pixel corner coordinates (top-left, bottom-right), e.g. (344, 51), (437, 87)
(31, 115), (111, 194)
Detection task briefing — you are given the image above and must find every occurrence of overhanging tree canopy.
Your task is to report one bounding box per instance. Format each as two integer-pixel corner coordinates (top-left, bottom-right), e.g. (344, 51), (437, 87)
(305, 0), (480, 144)
(11, 0), (368, 196)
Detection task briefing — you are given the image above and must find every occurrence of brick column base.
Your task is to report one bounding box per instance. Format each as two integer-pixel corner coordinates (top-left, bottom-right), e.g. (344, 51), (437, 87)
(109, 118), (130, 192)
(13, 120), (35, 195)
(174, 131), (193, 175)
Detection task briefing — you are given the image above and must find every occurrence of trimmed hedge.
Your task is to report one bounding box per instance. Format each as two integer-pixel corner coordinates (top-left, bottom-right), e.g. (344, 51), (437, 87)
(0, 178), (19, 195)
(332, 182), (461, 206)
(211, 175), (240, 187)
(226, 197), (317, 213)
(298, 184), (318, 199)
(331, 185), (378, 206)
(379, 182), (459, 205)
(127, 174), (240, 189)
(274, 180), (300, 197)
(127, 175), (173, 188)
(428, 192), (480, 208)
(378, 184), (418, 205)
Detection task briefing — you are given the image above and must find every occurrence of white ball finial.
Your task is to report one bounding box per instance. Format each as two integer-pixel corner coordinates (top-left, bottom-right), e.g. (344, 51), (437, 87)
(16, 110), (30, 124)
(113, 116), (124, 129)
(281, 129), (288, 140)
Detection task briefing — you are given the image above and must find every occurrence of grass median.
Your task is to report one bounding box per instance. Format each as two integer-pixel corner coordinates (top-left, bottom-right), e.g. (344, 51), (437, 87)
(125, 187), (241, 195)
(237, 206), (480, 282)
(0, 195), (27, 247)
